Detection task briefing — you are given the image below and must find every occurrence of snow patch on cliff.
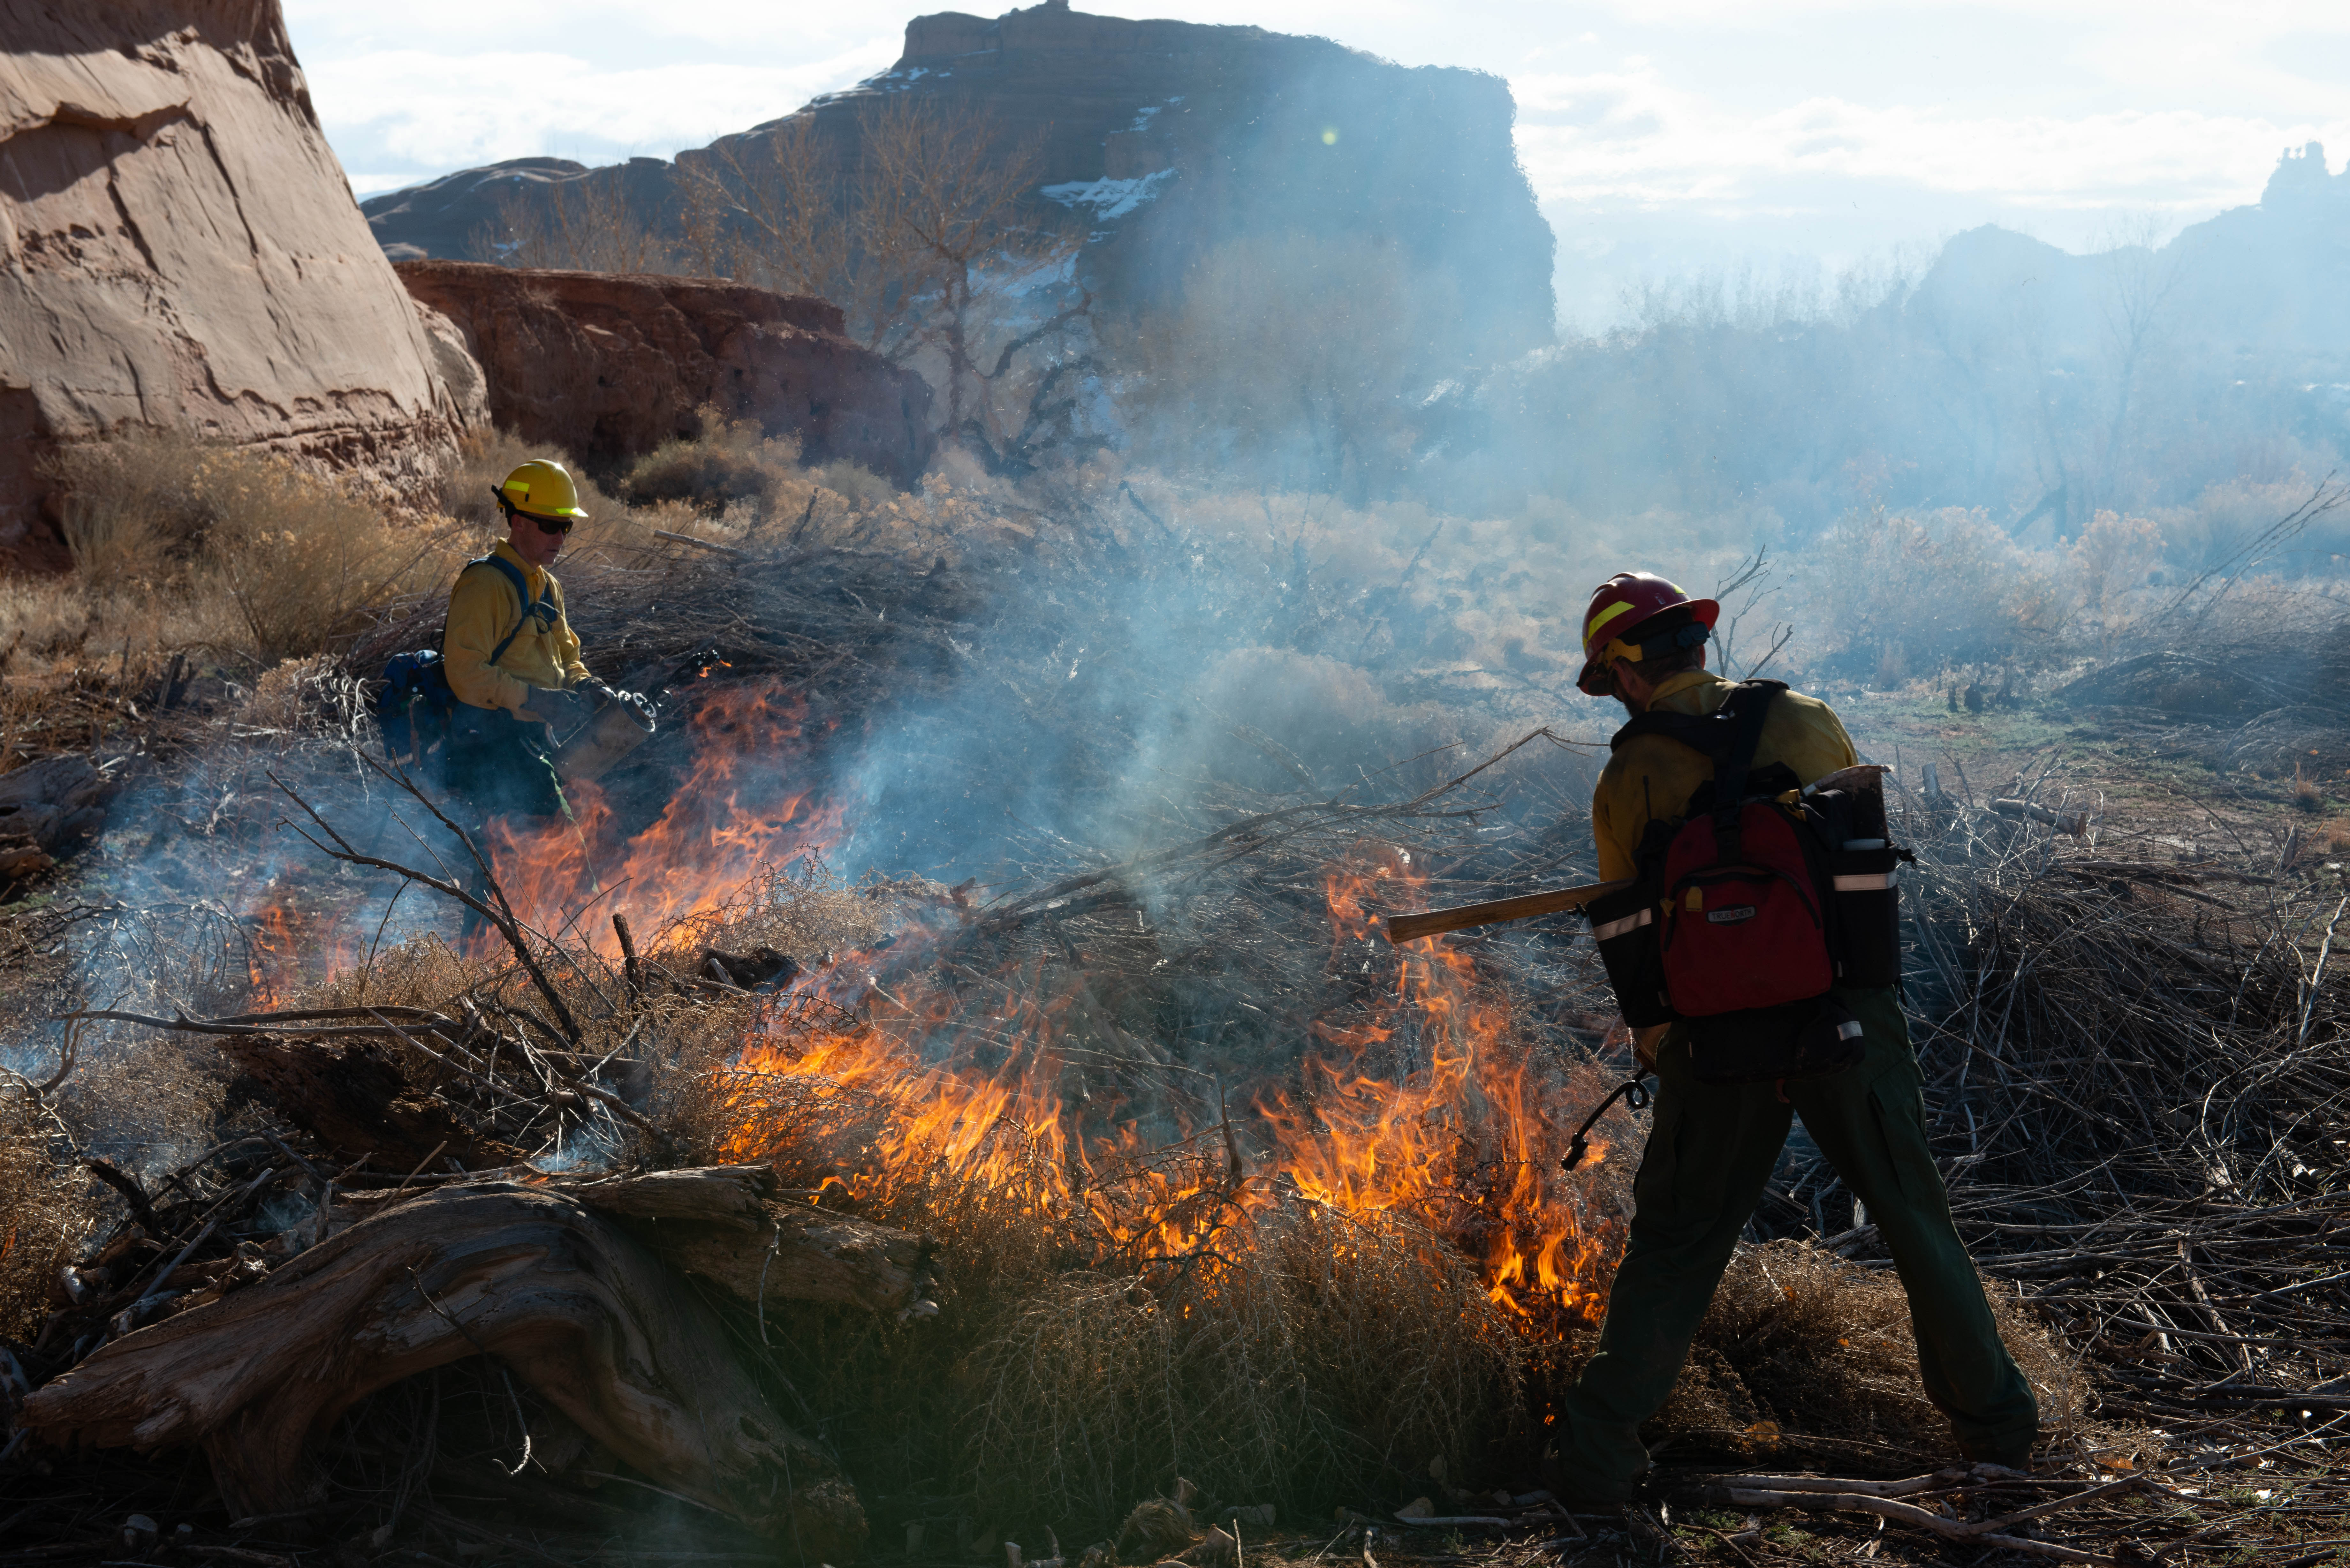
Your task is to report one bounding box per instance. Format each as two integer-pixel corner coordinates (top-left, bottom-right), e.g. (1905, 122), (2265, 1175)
(1040, 169), (1176, 222)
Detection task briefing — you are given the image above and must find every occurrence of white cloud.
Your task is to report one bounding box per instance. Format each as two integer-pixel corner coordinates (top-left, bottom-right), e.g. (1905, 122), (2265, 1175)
(1514, 61), (2350, 218)
(283, 0), (898, 58)
(307, 42), (896, 174)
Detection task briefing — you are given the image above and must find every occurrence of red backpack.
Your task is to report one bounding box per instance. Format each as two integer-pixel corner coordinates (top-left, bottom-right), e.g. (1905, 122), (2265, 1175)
(1584, 681), (1900, 1083)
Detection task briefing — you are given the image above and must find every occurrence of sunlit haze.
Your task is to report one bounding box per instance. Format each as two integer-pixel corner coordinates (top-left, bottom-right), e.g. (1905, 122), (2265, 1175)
(289, 0), (2350, 328)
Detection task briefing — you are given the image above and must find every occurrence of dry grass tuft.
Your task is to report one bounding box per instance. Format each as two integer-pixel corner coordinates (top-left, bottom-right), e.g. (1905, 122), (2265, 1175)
(613, 406), (901, 536)
(2292, 764), (2326, 814)
(18, 430), (472, 672)
(311, 932), (499, 1015)
(0, 1080), (102, 1342)
(955, 1203), (1520, 1535)
(1657, 1240), (2083, 1459)
(1113, 1496), (1197, 1560)
(619, 411), (805, 516)
(195, 454), (463, 664)
(48, 427), (213, 589)
(57, 1033), (230, 1178)
(654, 862), (900, 970)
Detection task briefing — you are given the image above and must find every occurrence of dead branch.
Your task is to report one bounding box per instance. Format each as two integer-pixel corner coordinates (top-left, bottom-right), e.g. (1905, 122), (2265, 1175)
(1686, 1468), (2145, 1564)
(268, 764), (582, 1044)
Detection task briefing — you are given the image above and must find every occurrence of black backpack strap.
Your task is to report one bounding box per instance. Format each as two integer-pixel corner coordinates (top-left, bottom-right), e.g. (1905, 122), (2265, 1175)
(1609, 680), (1787, 765)
(1610, 710), (1725, 754)
(1609, 681), (1785, 861)
(1712, 683), (1779, 808)
(466, 553), (549, 668)
(1708, 682), (1779, 863)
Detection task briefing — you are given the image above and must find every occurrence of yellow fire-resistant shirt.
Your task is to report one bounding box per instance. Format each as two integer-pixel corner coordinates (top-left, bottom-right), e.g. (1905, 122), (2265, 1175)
(442, 541), (591, 714)
(1589, 669), (1859, 882)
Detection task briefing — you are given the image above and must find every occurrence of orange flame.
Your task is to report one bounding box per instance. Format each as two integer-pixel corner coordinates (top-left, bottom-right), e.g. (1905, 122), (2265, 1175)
(237, 673), (1636, 1322)
(1262, 845), (1626, 1323)
(244, 890), (360, 1008)
(484, 683), (845, 955)
(713, 841), (1631, 1324)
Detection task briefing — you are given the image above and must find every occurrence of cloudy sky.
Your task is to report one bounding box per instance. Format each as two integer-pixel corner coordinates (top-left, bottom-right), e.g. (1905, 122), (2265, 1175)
(285, 0), (2350, 329)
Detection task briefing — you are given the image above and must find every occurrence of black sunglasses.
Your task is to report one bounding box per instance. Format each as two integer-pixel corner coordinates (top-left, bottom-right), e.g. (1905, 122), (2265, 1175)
(508, 506), (575, 536)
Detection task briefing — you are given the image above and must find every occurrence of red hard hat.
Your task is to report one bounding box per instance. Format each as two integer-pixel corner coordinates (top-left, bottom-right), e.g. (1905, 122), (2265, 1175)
(1575, 572), (1719, 696)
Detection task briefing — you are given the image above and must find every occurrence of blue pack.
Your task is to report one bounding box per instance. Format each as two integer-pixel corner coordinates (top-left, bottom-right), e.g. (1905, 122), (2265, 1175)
(375, 648), (457, 766)
(373, 554), (549, 765)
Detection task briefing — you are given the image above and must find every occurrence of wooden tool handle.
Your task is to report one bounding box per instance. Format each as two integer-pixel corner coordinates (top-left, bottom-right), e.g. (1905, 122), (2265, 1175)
(1381, 879), (1634, 944)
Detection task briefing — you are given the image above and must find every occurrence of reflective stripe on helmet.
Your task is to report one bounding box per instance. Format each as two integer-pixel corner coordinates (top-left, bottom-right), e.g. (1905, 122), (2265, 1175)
(1584, 598), (1639, 651)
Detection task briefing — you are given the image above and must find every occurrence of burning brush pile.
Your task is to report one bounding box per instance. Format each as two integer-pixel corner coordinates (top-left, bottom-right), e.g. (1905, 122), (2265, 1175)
(3, 747), (2093, 1565)
(0, 750), (1654, 1555)
(4, 497), (2348, 1567)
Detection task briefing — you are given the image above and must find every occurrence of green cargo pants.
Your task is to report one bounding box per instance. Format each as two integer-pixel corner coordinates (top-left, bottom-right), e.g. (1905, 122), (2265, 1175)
(442, 704), (568, 825)
(1556, 986), (2038, 1498)
(440, 705), (569, 937)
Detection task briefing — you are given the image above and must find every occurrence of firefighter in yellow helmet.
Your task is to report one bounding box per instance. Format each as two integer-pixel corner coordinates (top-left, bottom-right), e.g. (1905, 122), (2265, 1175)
(441, 460), (611, 824)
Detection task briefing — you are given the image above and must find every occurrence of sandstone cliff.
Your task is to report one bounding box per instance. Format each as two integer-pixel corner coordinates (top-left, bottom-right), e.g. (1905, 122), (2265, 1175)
(395, 263), (937, 485)
(363, 3), (1556, 366)
(0, 0), (480, 566)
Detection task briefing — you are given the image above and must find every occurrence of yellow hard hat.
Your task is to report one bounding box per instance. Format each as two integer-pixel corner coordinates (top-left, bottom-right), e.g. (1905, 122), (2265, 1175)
(493, 459), (587, 522)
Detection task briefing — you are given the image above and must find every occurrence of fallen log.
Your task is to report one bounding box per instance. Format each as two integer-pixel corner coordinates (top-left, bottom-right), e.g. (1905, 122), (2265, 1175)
(21, 1182), (869, 1560)
(1989, 798), (2091, 836)
(339, 1164), (944, 1318)
(0, 752), (112, 848)
(566, 1164), (941, 1318)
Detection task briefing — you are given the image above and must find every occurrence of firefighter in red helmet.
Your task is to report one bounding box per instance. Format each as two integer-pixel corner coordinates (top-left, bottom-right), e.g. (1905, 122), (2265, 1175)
(1573, 572), (1718, 698)
(1550, 571), (2037, 1506)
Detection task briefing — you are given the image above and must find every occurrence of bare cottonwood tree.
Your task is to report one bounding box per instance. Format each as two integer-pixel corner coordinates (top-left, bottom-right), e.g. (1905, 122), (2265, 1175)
(2090, 213), (2190, 509)
(676, 96), (1088, 463)
(676, 119), (877, 321)
(472, 174), (670, 274)
(859, 96), (1085, 443)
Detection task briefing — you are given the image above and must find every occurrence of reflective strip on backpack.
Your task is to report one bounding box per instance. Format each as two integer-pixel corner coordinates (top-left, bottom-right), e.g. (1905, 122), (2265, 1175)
(1832, 871), (1897, 892)
(1593, 906), (1654, 941)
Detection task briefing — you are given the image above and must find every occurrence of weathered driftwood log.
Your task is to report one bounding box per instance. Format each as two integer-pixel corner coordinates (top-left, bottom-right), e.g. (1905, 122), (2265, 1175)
(22, 1182), (875, 1558)
(566, 1164), (940, 1317)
